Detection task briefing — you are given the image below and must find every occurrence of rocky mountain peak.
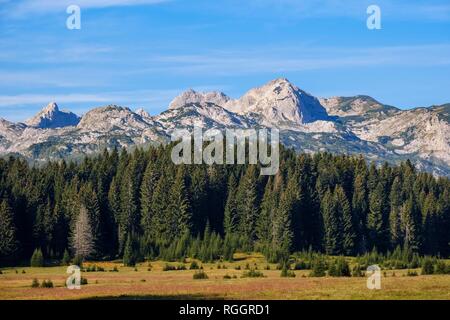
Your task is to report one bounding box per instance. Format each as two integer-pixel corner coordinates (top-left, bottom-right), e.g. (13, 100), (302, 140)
(169, 89), (231, 110)
(77, 105), (149, 132)
(135, 108), (151, 118)
(25, 102), (80, 129)
(224, 78), (329, 125)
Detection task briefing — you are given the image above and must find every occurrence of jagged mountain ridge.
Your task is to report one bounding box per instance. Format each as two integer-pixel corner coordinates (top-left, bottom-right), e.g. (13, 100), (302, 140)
(0, 78), (449, 176)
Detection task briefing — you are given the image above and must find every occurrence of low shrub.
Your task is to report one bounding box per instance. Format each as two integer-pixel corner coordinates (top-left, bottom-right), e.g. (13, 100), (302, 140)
(421, 258), (434, 275)
(280, 265), (296, 278)
(41, 279), (54, 288)
(163, 264), (177, 271)
(352, 264), (364, 277)
(406, 270), (419, 277)
(110, 266), (119, 272)
(434, 261), (448, 275)
(309, 258), (327, 277)
(31, 278), (40, 288)
(193, 270), (208, 280)
(242, 269), (265, 278)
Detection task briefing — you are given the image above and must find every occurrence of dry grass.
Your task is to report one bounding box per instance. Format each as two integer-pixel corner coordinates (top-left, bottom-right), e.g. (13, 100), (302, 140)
(0, 253), (449, 300)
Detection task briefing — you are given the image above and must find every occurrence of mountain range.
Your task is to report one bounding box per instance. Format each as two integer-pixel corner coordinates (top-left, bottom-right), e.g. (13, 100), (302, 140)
(1, 78), (449, 176)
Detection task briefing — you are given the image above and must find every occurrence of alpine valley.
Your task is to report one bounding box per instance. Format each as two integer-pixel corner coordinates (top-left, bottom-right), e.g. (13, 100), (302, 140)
(1, 78), (449, 176)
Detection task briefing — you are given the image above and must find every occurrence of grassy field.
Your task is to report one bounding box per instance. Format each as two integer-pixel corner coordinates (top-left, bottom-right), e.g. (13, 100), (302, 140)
(1, 253), (449, 300)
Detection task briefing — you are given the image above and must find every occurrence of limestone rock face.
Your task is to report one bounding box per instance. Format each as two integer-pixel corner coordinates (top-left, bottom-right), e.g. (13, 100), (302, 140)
(0, 79), (449, 177)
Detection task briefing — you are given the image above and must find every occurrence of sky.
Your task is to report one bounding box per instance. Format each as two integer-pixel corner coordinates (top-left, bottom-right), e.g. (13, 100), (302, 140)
(0, 0), (450, 121)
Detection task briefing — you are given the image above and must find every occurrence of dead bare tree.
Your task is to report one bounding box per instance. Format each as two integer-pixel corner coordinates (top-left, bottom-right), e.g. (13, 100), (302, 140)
(71, 205), (94, 260)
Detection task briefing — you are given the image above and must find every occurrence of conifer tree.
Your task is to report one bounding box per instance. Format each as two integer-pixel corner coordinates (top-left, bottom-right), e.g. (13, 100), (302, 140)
(352, 173), (368, 253)
(167, 166), (192, 239)
(256, 177), (275, 251)
(223, 174), (239, 237)
(0, 199), (17, 259)
(335, 186), (355, 255)
(389, 177), (403, 248)
(322, 189), (341, 255)
(402, 196), (421, 252)
(367, 182), (388, 251)
(236, 165), (259, 250)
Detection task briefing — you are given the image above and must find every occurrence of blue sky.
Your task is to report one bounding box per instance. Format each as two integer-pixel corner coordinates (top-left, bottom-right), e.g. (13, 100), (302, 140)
(1, 0), (450, 121)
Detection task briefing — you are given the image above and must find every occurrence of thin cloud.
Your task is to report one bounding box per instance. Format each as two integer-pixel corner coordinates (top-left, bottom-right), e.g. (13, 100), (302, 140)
(3, 0), (170, 17)
(0, 89), (179, 107)
(142, 44), (450, 76)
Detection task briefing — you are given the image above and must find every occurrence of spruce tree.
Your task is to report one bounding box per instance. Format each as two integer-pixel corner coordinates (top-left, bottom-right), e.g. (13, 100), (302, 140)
(389, 177), (403, 249)
(236, 165), (259, 250)
(223, 174), (239, 237)
(256, 177), (275, 251)
(367, 182), (388, 251)
(322, 189), (341, 255)
(167, 166), (192, 239)
(335, 186), (355, 255)
(0, 199), (17, 259)
(352, 173), (368, 253)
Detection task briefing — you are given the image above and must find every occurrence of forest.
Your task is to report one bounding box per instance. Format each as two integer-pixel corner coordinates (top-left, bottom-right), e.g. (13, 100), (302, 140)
(0, 144), (449, 267)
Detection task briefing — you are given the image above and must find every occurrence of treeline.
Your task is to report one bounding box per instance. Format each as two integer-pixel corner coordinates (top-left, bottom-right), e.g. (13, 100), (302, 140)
(0, 144), (449, 266)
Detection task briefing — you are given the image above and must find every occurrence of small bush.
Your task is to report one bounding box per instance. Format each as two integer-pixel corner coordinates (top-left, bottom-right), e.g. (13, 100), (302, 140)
(407, 270), (419, 277)
(41, 280), (54, 288)
(421, 258), (434, 275)
(31, 278), (40, 288)
(265, 265), (271, 270)
(293, 261), (308, 270)
(81, 277), (88, 285)
(110, 266), (119, 272)
(30, 249), (44, 267)
(223, 274), (232, 279)
(193, 270), (209, 280)
(434, 261), (448, 275)
(163, 264), (177, 271)
(0, 270), (3, 275)
(22, 270), (26, 274)
(329, 258), (351, 277)
(242, 269), (265, 278)
(309, 258), (327, 277)
(352, 264), (364, 277)
(280, 265), (296, 278)
(61, 249), (71, 266)
(235, 265), (241, 270)
(177, 264), (186, 270)
(189, 261), (200, 270)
